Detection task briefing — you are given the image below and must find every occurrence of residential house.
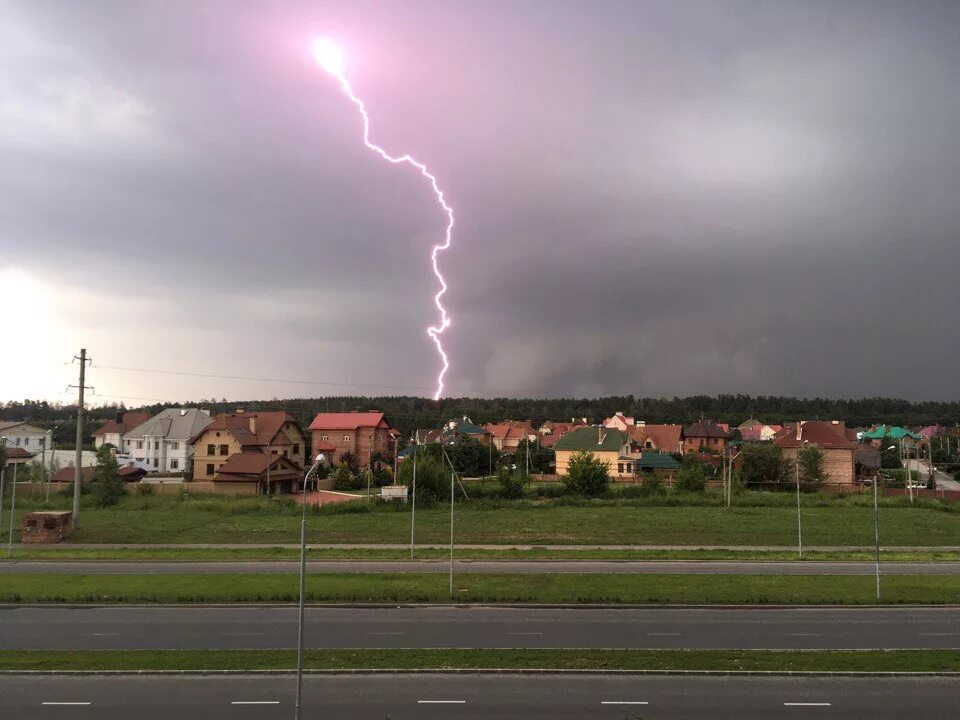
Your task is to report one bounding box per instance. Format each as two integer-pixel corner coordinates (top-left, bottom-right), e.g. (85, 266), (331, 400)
(121, 408), (212, 474)
(603, 412), (636, 431)
(861, 425), (922, 447)
(738, 419), (783, 442)
(412, 428), (444, 445)
(2, 447), (36, 466)
(683, 420), (730, 453)
(91, 412), (152, 449)
(554, 426), (629, 476)
(626, 423), (684, 454)
(0, 421), (53, 464)
(192, 410), (307, 491)
(484, 421), (537, 451)
(773, 421), (858, 487)
(440, 417), (491, 444)
(208, 453), (303, 495)
(537, 421), (586, 449)
(51, 463), (148, 484)
(308, 411), (395, 469)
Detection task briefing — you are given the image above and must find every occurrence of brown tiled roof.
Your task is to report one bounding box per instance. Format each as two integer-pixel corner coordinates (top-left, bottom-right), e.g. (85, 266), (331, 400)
(51, 464), (147, 482)
(309, 412), (392, 431)
(627, 424), (684, 453)
(484, 422), (536, 440)
(92, 412), (152, 437)
(684, 420), (729, 439)
(4, 447), (36, 460)
(214, 452), (302, 481)
(774, 421), (858, 450)
(192, 411), (300, 448)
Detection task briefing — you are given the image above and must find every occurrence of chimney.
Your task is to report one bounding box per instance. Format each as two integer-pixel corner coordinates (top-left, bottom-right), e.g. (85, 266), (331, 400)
(598, 427), (605, 445)
(235, 408), (245, 414)
(180, 409), (187, 417)
(116, 411), (123, 424)
(249, 416), (257, 434)
(796, 422), (802, 441)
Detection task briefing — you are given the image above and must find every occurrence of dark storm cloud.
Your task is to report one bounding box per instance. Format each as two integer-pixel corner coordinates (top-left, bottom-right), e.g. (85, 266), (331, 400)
(2, 0), (959, 402)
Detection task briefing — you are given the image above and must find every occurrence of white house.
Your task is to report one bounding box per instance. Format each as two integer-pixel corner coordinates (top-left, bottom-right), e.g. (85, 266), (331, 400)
(122, 408), (212, 474)
(0, 421), (53, 465)
(92, 412), (153, 449)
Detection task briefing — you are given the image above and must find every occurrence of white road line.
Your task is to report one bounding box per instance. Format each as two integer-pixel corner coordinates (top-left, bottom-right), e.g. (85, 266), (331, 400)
(646, 632), (681, 636)
(601, 701), (649, 705)
(368, 631), (406, 635)
(225, 632), (264, 636)
(41, 702), (91, 706)
(784, 702), (832, 707)
(785, 633), (824, 636)
(919, 632), (958, 636)
(87, 633), (119, 637)
(230, 701), (280, 705)
(507, 632), (544, 635)
(417, 700), (466, 704)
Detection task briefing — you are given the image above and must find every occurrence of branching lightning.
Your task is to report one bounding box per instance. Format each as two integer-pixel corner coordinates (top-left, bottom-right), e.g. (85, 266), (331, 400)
(312, 38), (453, 400)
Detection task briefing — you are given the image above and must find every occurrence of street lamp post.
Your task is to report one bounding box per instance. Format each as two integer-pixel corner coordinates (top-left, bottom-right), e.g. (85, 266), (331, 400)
(7, 461), (17, 557)
(795, 441), (807, 559)
(294, 452), (325, 720)
(0, 437), (6, 540)
(409, 445), (417, 560)
(874, 446), (896, 602)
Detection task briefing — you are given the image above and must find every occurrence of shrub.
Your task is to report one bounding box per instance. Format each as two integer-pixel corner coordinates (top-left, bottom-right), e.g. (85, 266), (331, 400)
(739, 443), (790, 486)
(333, 464), (357, 491)
(89, 446), (125, 508)
(396, 454), (449, 502)
(562, 451), (609, 497)
(674, 456), (707, 494)
(639, 472), (665, 496)
(134, 482), (155, 496)
(497, 467), (525, 499)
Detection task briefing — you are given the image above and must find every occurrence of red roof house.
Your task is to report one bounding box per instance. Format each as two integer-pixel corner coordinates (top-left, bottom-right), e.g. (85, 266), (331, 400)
(308, 411), (395, 468)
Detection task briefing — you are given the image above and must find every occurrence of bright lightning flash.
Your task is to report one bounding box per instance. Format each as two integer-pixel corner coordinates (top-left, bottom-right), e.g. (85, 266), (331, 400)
(312, 38), (453, 401)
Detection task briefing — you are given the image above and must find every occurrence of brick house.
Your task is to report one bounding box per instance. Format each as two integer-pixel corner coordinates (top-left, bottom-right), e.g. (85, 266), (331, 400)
(308, 411), (396, 469)
(773, 421), (858, 487)
(627, 423), (684, 454)
(683, 420), (730, 453)
(484, 421), (536, 451)
(190, 410), (307, 491)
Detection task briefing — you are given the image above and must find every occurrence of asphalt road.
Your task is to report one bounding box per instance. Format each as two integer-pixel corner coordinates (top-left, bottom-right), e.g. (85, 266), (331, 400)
(3, 606), (959, 651)
(3, 674), (959, 719)
(4, 560), (960, 575)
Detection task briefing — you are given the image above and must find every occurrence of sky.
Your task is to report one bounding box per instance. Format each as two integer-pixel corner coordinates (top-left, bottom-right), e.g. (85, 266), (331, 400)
(2, 0), (959, 405)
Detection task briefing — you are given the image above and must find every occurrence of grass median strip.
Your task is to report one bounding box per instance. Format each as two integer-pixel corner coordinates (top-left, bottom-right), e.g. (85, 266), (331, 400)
(3, 573), (960, 604)
(1, 649), (958, 673)
(5, 547), (960, 563)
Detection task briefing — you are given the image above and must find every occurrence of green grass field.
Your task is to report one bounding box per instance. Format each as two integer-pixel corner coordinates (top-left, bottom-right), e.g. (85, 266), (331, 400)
(4, 491), (959, 547)
(1, 648), (957, 673)
(3, 572), (958, 604)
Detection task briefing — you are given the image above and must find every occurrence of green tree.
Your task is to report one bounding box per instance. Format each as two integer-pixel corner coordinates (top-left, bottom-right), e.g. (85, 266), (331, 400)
(339, 452), (359, 473)
(333, 463), (357, 491)
(739, 443), (790, 486)
(880, 444), (902, 469)
(396, 454), (448, 502)
(797, 443), (827, 488)
(497, 466), (525, 499)
(562, 451), (609, 496)
(674, 455), (707, 494)
(89, 446), (125, 508)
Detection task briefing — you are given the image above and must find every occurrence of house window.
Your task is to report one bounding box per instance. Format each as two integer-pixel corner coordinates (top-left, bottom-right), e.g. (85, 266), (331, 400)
(207, 444), (215, 455)
(617, 463), (624, 474)
(154, 442), (160, 450)
(153, 458), (159, 467)
(206, 463), (215, 476)
(170, 442), (179, 451)
(219, 444), (229, 456)
(626, 463), (633, 473)
(645, 441), (653, 448)
(137, 441), (143, 450)
(342, 435), (351, 442)
(15, 438), (20, 446)
(271, 450), (278, 455)
(283, 450), (288, 457)
(319, 434), (328, 441)
(23, 438), (29, 446)
(170, 459), (179, 470)
(293, 444), (300, 454)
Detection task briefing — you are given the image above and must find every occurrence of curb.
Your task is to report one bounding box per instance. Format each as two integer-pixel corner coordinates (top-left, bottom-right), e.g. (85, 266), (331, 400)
(1, 669), (957, 677)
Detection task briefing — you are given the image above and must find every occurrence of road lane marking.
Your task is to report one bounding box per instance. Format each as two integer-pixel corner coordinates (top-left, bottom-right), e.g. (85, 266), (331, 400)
(41, 702), (91, 706)
(368, 631), (406, 635)
(785, 633), (823, 637)
(225, 632), (264, 636)
(919, 632), (958, 636)
(87, 633), (119, 637)
(646, 632), (681, 636)
(784, 702), (831, 707)
(417, 700), (466, 704)
(507, 632), (544, 635)
(231, 701), (280, 705)
(601, 701), (649, 705)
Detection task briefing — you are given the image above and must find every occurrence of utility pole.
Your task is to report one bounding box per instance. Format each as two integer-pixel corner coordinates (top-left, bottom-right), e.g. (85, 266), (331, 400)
(795, 451), (803, 559)
(68, 349), (93, 528)
(0, 438), (6, 542)
(409, 445), (417, 560)
(46, 433), (55, 502)
(449, 469), (455, 597)
(7, 462), (17, 556)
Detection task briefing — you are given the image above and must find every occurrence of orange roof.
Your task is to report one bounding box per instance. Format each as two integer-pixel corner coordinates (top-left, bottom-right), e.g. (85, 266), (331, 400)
(194, 411), (299, 448)
(309, 412), (392, 431)
(214, 452), (302, 480)
(627, 424), (684, 452)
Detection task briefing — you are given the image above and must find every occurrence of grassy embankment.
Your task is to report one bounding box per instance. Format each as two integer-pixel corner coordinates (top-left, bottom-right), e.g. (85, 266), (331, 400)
(4, 490), (959, 547)
(3, 572), (960, 604)
(1, 648), (957, 673)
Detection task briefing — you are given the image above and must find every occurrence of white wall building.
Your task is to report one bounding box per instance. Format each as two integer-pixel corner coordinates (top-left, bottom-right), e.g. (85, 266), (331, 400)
(122, 408), (212, 474)
(0, 421), (53, 464)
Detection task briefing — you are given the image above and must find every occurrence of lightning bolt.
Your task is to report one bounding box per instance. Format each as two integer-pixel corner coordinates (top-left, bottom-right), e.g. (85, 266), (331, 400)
(313, 39), (452, 400)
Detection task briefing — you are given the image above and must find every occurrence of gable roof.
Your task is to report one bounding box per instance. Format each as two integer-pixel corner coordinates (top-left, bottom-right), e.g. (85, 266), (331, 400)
(635, 452), (681, 470)
(124, 408), (212, 441)
(214, 452), (302, 480)
(684, 420), (730, 439)
(627, 424), (684, 452)
(554, 427), (627, 453)
(309, 412), (392, 432)
(862, 425), (922, 441)
(92, 412), (152, 437)
(3, 447), (36, 461)
(774, 421), (858, 450)
(443, 418), (489, 437)
(0, 421), (47, 435)
(194, 411), (300, 447)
